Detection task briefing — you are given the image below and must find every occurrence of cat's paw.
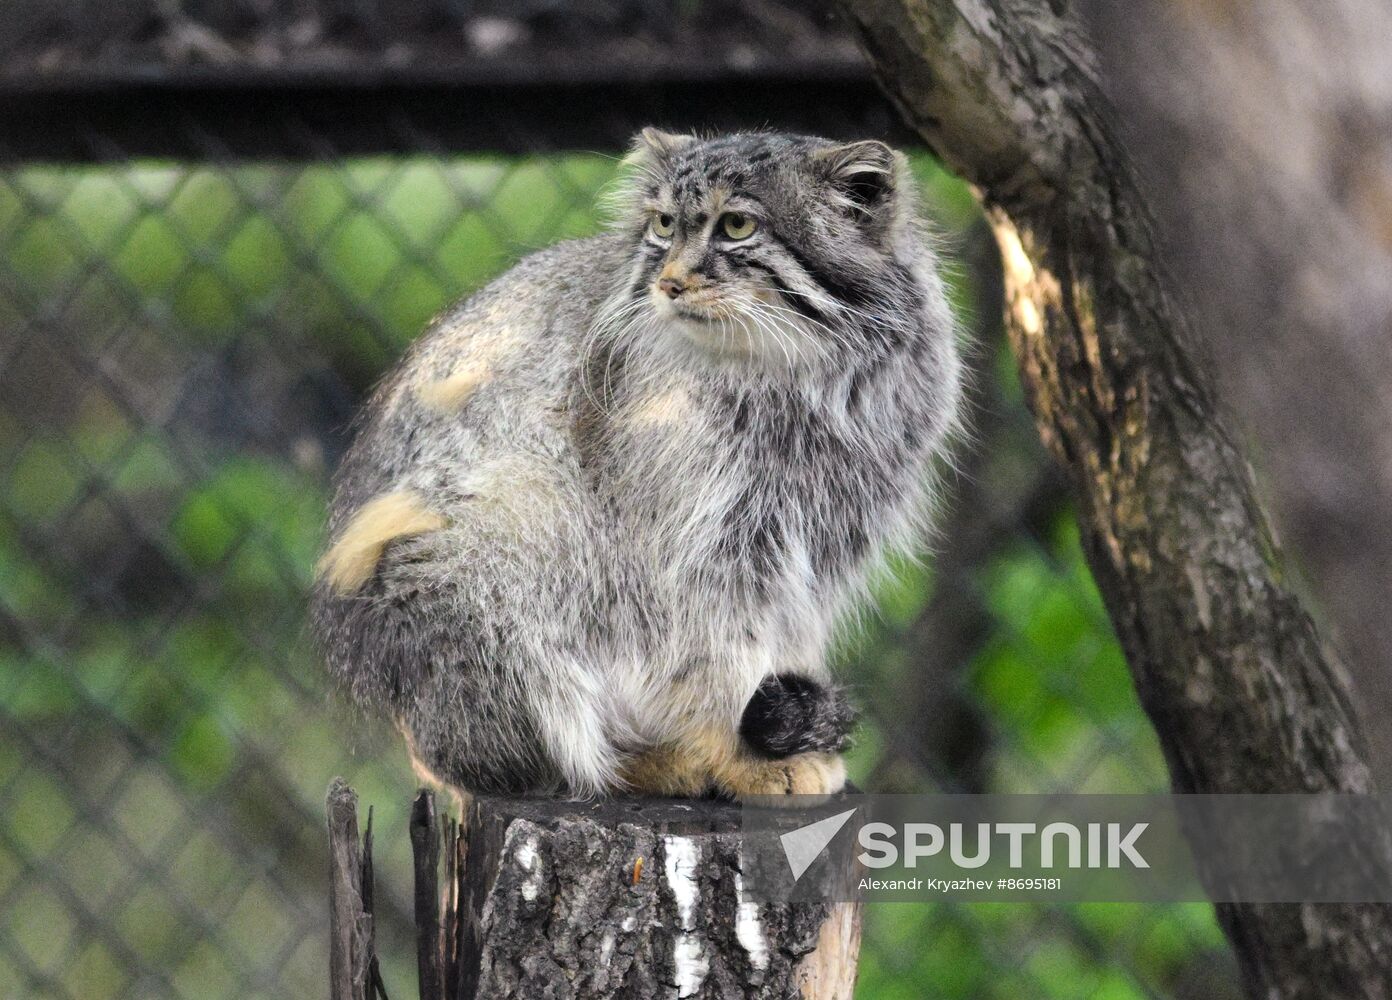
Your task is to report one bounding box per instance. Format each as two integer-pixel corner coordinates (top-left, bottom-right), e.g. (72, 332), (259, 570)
(721, 751), (847, 804)
(616, 743), (710, 797)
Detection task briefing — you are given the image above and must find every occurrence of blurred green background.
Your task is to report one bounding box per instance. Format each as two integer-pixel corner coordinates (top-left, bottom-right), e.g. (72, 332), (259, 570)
(0, 152), (1237, 998)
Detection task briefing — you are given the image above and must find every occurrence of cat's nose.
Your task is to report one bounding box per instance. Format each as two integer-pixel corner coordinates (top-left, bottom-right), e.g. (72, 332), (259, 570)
(658, 276), (686, 299)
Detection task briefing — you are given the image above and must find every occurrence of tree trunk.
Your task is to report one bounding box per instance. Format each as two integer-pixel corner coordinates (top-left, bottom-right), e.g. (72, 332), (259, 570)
(330, 783), (862, 1000)
(834, 1), (1392, 997)
(449, 793), (859, 1000)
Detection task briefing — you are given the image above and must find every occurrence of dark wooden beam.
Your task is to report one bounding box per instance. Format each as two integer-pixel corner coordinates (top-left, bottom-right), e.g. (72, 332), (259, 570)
(0, 72), (911, 163)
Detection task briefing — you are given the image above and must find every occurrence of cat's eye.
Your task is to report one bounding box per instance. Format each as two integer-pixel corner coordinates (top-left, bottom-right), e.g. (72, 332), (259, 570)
(720, 213), (757, 240)
(651, 213), (675, 238)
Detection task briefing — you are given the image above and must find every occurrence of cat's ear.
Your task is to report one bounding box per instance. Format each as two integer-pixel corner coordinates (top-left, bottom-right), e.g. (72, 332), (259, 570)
(631, 127), (697, 162)
(813, 140), (905, 223)
(607, 129), (695, 220)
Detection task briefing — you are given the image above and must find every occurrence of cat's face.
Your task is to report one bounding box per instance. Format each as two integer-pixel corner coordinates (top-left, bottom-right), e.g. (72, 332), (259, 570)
(608, 129), (914, 368)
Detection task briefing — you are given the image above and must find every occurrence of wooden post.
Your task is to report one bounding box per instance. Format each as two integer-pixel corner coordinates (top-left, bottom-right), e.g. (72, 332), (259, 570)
(327, 779), (383, 1000)
(328, 781), (863, 1000)
(409, 792), (444, 1000)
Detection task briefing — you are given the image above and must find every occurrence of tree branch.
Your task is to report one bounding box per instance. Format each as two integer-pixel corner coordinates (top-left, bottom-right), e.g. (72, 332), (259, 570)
(836, 1), (1392, 995)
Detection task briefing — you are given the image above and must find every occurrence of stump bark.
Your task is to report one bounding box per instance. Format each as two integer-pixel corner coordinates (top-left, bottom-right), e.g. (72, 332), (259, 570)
(328, 781), (862, 1000)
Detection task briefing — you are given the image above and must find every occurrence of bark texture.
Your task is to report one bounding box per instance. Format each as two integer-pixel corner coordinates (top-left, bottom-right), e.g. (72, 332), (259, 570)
(835, 1), (1392, 996)
(331, 785), (861, 1000)
(327, 779), (383, 1000)
(450, 794), (860, 1000)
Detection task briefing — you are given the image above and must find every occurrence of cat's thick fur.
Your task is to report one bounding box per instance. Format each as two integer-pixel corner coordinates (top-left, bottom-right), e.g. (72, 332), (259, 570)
(311, 130), (962, 799)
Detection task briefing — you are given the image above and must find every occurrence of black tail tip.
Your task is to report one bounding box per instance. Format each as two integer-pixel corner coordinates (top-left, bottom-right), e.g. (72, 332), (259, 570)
(739, 672), (858, 758)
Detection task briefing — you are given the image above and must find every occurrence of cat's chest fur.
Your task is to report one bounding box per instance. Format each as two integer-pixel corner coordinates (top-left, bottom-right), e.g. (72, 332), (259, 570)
(588, 365), (904, 607)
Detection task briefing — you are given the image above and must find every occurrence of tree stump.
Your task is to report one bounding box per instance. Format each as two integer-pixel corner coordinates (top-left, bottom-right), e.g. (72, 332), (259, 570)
(328, 780), (862, 1000)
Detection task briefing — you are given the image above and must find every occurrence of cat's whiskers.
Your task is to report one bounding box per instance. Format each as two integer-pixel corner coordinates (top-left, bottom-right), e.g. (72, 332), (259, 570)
(751, 297), (853, 357)
(737, 307), (789, 369)
(738, 298), (809, 371)
(769, 283), (886, 329)
(582, 294), (652, 416)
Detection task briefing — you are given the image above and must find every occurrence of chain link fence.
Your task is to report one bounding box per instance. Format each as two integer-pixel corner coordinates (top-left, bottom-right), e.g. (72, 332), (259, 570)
(0, 11), (1241, 997)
